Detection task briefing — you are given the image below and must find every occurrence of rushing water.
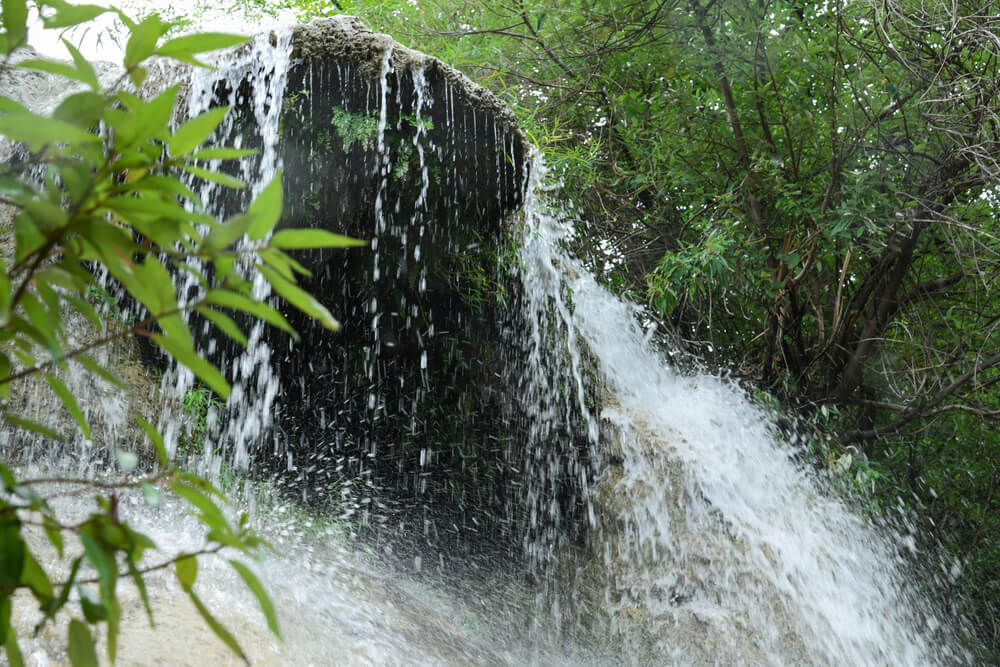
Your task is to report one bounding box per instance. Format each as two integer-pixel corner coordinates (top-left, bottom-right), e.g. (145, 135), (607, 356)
(1, 21), (972, 666)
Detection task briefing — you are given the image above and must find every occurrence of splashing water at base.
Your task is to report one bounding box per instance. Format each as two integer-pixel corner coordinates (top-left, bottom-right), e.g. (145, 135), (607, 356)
(8, 462), (613, 667)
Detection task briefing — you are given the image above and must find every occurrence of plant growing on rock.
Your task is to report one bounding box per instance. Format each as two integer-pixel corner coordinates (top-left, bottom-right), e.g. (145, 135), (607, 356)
(0, 2), (363, 664)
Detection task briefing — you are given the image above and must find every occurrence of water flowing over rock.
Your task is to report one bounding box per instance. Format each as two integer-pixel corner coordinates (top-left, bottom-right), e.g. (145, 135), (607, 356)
(126, 19), (536, 563)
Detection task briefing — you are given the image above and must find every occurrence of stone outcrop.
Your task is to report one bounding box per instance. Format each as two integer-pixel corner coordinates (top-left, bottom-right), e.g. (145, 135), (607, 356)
(177, 18), (532, 556)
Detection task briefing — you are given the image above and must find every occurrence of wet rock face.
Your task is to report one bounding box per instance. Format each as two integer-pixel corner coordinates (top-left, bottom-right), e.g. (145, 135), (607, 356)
(203, 19), (530, 551)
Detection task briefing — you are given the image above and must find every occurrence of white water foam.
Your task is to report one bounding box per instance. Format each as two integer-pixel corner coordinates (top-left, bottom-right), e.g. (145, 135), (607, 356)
(515, 155), (967, 665)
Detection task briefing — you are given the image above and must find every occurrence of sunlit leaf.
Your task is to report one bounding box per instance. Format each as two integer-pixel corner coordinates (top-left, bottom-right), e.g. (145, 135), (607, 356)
(169, 106), (230, 156)
(259, 265), (339, 331)
(80, 533), (115, 596)
(75, 354), (125, 390)
(124, 13), (163, 66)
(0, 111), (99, 149)
(204, 289), (297, 339)
(3, 622), (24, 667)
(182, 165), (245, 189)
(42, 2), (108, 29)
(43, 515), (64, 558)
(195, 305), (248, 346)
(190, 147), (256, 160)
(61, 39), (99, 89)
(270, 228), (367, 250)
(247, 171), (282, 240)
(156, 32), (248, 59)
(204, 214), (252, 250)
(173, 482), (229, 535)
(151, 333), (230, 398)
(127, 559), (154, 626)
(17, 58), (93, 86)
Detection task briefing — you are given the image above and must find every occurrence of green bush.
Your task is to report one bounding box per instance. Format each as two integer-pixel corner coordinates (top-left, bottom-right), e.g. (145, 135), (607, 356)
(0, 2), (363, 664)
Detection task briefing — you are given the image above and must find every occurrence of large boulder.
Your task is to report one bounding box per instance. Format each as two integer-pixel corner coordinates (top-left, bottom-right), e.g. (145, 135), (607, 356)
(177, 18), (533, 557)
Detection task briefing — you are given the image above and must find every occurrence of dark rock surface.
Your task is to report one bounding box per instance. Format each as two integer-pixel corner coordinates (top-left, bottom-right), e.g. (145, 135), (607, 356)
(198, 18), (533, 563)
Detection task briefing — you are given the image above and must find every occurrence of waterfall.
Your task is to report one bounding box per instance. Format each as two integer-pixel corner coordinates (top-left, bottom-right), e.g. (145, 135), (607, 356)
(1, 21), (971, 666)
(515, 158), (969, 664)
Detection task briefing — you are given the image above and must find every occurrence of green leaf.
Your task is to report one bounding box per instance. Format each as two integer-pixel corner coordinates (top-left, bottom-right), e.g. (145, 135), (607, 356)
(42, 2), (108, 29)
(115, 448), (138, 473)
(17, 58), (93, 86)
(204, 289), (297, 339)
(45, 374), (91, 440)
(5, 415), (61, 440)
(127, 559), (154, 627)
(34, 265), (85, 292)
(124, 13), (164, 66)
(270, 228), (367, 250)
(61, 39), (99, 89)
(259, 265), (340, 331)
(3, 622), (24, 667)
(172, 483), (229, 535)
(204, 214), (252, 250)
(157, 32), (248, 58)
(0, 175), (31, 197)
(247, 171), (283, 240)
(53, 91), (105, 129)
(175, 555), (197, 592)
(0, 96), (28, 113)
(135, 414), (169, 467)
(107, 85), (178, 149)
(106, 595), (121, 663)
(0, 522), (25, 591)
(131, 175), (201, 207)
(0, 354), (9, 402)
(2, 0), (28, 48)
(186, 591), (248, 663)
(183, 165), (245, 189)
(0, 111), (100, 149)
(169, 106), (230, 156)
(40, 556), (81, 622)
(190, 147), (256, 160)
(229, 560), (280, 638)
(43, 515), (64, 558)
(79, 532), (115, 597)
(19, 551), (53, 602)
(195, 305), (248, 346)
(67, 619), (99, 667)
(151, 333), (230, 398)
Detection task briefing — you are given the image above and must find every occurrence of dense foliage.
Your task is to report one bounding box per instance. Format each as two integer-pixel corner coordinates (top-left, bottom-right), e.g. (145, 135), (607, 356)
(306, 0), (1000, 653)
(0, 2), (361, 663)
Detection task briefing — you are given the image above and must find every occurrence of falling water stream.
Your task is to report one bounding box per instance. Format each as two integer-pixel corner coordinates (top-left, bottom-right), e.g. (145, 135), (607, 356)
(2, 21), (971, 666)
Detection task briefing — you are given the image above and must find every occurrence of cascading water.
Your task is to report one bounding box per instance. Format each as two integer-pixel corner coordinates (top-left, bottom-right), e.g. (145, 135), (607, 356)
(514, 159), (971, 664)
(1, 18), (971, 666)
